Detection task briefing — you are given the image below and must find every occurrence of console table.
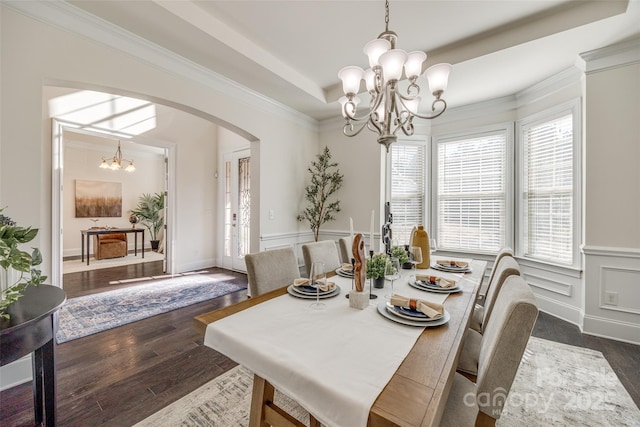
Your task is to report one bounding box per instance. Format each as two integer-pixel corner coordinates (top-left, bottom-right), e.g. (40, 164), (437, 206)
(80, 228), (145, 265)
(0, 285), (66, 426)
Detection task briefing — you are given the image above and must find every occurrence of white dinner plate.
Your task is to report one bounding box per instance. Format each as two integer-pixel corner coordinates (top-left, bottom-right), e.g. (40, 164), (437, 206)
(287, 284), (341, 299)
(431, 264), (472, 274)
(408, 280), (461, 294)
(385, 302), (444, 322)
(377, 301), (450, 327)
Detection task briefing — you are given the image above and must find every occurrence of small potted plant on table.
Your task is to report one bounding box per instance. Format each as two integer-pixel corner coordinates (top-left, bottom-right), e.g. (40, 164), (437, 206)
(366, 253), (389, 289)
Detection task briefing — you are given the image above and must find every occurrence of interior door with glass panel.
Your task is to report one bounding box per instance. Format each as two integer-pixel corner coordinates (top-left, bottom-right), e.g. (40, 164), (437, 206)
(223, 149), (250, 272)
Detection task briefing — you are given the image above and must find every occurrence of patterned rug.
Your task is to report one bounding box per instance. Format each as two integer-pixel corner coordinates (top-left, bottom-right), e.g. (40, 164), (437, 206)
(56, 275), (246, 343)
(135, 337), (640, 427)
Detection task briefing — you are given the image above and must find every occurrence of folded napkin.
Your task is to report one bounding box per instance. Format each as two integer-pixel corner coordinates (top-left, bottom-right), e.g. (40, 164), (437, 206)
(293, 278), (336, 292)
(341, 263), (354, 272)
(390, 294), (444, 318)
(415, 274), (457, 289)
(437, 260), (469, 268)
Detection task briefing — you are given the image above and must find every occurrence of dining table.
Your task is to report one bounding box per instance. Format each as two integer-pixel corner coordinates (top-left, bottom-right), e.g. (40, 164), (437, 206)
(195, 256), (486, 427)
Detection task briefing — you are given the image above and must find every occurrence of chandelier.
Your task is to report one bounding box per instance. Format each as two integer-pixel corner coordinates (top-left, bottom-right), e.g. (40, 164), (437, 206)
(338, 0), (452, 151)
(99, 141), (136, 172)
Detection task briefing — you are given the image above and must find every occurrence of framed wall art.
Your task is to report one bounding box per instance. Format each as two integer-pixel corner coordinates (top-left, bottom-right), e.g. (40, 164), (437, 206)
(75, 179), (122, 217)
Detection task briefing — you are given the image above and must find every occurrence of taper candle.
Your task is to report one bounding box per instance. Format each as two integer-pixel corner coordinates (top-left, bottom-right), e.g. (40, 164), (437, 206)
(350, 217), (354, 242)
(369, 210), (374, 251)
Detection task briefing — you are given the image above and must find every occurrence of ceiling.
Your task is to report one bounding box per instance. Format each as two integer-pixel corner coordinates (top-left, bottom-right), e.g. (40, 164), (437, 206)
(66, 0), (639, 121)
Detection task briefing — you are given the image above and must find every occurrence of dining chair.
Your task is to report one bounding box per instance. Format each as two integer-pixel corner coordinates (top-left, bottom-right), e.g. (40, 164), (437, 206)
(338, 237), (352, 264)
(440, 275), (538, 426)
(301, 240), (342, 277)
(457, 256), (521, 378)
(245, 247), (300, 297)
(478, 247), (513, 299)
(470, 255), (521, 334)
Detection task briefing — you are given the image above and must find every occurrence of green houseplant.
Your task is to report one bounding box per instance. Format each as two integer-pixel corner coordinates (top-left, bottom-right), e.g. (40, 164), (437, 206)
(390, 245), (410, 266)
(366, 253), (390, 288)
(129, 193), (165, 251)
(297, 146), (344, 241)
(0, 208), (47, 319)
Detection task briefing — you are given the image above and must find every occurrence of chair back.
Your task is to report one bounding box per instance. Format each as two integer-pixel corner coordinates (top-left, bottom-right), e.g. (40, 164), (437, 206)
(481, 247), (514, 296)
(480, 255), (520, 332)
(301, 240), (341, 277)
(338, 237), (352, 264)
(245, 247), (300, 297)
(476, 275), (538, 419)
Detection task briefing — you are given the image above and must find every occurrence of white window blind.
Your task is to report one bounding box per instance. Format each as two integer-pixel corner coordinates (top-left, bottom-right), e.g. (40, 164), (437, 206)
(389, 143), (426, 245)
(437, 133), (506, 252)
(521, 113), (573, 264)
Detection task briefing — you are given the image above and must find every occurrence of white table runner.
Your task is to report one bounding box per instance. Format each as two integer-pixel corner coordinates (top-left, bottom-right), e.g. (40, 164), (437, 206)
(204, 269), (461, 427)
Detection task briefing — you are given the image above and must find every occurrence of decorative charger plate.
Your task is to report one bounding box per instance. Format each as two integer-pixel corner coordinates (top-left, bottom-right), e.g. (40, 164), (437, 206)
(377, 301), (450, 327)
(385, 303), (445, 322)
(408, 280), (461, 294)
(287, 284), (341, 299)
(335, 268), (354, 278)
(431, 264), (472, 274)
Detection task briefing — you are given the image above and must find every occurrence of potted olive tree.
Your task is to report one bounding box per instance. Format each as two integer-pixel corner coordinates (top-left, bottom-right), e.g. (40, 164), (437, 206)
(297, 147), (344, 241)
(130, 193), (164, 251)
(0, 208), (47, 319)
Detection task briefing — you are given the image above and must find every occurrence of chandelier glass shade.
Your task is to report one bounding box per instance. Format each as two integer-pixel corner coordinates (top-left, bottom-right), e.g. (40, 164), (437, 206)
(99, 141), (135, 172)
(338, 0), (452, 151)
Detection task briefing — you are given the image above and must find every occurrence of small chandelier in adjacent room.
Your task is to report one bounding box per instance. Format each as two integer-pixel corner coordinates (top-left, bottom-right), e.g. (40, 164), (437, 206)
(99, 141), (136, 172)
(338, 0), (452, 151)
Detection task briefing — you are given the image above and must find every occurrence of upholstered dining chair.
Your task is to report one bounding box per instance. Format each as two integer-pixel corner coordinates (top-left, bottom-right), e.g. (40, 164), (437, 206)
(245, 247), (300, 297)
(478, 247), (514, 299)
(457, 255), (522, 378)
(470, 255), (521, 334)
(338, 237), (352, 264)
(440, 275), (538, 426)
(301, 240), (341, 277)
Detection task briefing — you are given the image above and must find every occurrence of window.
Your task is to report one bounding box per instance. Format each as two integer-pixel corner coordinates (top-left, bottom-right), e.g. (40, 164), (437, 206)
(518, 102), (579, 266)
(387, 142), (427, 245)
(434, 128), (511, 253)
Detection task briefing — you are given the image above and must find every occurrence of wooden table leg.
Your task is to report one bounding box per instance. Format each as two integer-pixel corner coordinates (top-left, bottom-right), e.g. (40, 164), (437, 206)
(32, 347), (44, 425)
(249, 374), (274, 427)
(42, 337), (56, 426)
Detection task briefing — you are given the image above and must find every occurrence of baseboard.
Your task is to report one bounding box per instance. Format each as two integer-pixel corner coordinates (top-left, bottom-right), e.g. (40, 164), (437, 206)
(533, 292), (584, 329)
(582, 314), (640, 345)
(0, 355), (32, 391)
(177, 258), (217, 273)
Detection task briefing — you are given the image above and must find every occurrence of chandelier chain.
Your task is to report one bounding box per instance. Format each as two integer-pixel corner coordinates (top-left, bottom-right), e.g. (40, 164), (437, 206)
(384, 0), (389, 32)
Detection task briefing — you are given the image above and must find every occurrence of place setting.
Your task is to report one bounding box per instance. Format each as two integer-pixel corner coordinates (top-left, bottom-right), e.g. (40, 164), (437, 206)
(377, 294), (450, 327)
(335, 262), (354, 278)
(408, 274), (462, 294)
(431, 259), (472, 273)
(287, 262), (341, 305)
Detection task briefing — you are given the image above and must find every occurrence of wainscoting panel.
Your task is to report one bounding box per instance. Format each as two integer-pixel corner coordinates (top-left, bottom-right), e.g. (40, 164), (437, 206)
(583, 246), (640, 345)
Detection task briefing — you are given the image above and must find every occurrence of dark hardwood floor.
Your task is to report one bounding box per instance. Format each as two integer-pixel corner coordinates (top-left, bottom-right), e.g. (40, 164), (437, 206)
(1, 263), (638, 426)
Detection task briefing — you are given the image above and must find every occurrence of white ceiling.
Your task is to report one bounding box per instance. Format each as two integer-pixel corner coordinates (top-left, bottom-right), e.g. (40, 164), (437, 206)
(67, 0), (640, 121)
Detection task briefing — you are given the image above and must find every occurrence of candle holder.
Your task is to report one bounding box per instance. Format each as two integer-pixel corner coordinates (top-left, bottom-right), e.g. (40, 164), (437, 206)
(368, 250), (378, 300)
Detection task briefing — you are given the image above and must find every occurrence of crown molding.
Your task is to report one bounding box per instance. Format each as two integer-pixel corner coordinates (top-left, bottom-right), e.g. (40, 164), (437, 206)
(516, 66), (583, 107)
(4, 0), (319, 132)
(580, 37), (640, 74)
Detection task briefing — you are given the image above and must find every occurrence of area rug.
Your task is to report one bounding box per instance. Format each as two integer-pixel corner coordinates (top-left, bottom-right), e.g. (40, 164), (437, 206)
(63, 250), (165, 274)
(56, 275), (246, 343)
(134, 337), (640, 427)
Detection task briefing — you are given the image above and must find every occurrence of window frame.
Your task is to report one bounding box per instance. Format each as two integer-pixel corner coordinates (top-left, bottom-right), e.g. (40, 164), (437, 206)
(516, 99), (582, 269)
(384, 137), (429, 246)
(431, 123), (514, 256)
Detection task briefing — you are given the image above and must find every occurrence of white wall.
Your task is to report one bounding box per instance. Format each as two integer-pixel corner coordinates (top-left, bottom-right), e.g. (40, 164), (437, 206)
(62, 134), (165, 256)
(582, 43), (640, 344)
(0, 5), (318, 279)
